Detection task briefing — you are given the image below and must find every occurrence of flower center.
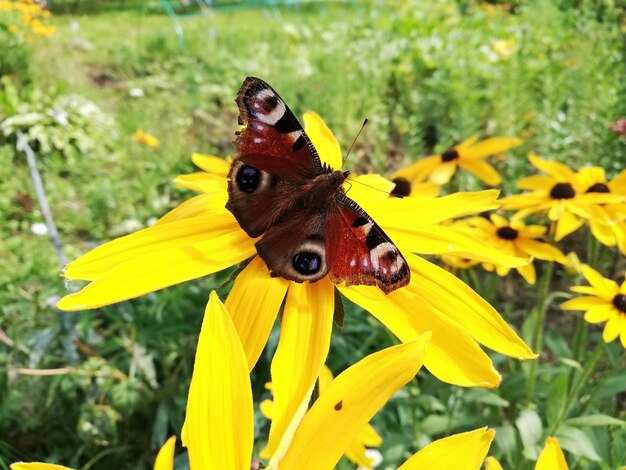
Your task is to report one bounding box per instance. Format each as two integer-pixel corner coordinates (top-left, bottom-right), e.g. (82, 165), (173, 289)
(549, 182), (576, 199)
(441, 148), (459, 162)
(496, 226), (518, 240)
(586, 183), (610, 193)
(613, 294), (626, 313)
(391, 177), (411, 197)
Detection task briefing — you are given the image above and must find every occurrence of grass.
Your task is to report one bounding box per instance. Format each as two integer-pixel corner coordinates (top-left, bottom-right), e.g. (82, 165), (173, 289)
(1, 1), (625, 469)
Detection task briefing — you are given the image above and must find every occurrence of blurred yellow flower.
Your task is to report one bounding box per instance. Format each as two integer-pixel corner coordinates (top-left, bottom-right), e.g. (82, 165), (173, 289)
(561, 265), (626, 349)
(0, 0), (56, 38)
(392, 135), (522, 187)
(132, 130), (160, 149)
(58, 111), (534, 453)
(500, 153), (620, 241)
(464, 213), (566, 284)
(485, 437), (568, 469)
(492, 39), (518, 60)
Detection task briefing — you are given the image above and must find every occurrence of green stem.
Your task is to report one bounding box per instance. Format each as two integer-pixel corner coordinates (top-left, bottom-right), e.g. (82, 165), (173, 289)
(549, 341), (604, 435)
(525, 260), (555, 405)
(571, 315), (587, 362)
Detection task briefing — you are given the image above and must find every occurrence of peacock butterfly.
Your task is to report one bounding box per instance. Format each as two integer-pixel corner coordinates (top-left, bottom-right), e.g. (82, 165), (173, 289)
(226, 77), (409, 294)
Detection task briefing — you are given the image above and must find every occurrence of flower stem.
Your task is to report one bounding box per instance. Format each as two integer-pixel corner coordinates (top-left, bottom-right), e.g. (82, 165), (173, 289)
(525, 260), (554, 405)
(549, 341), (605, 435)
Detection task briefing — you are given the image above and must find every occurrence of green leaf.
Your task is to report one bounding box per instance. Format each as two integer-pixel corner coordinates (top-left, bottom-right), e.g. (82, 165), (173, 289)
(593, 370), (626, 400)
(546, 372), (568, 427)
(566, 415), (626, 428)
(494, 423), (518, 462)
(555, 425), (602, 462)
(559, 358), (583, 370)
(464, 388), (510, 407)
(515, 408), (542, 455)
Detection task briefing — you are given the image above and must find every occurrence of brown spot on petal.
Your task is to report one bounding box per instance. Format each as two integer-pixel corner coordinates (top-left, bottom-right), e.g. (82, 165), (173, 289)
(334, 400), (343, 411)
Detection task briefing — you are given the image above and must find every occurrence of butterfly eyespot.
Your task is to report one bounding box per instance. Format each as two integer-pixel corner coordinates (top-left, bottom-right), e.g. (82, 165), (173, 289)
(293, 251), (322, 275)
(236, 165), (261, 193)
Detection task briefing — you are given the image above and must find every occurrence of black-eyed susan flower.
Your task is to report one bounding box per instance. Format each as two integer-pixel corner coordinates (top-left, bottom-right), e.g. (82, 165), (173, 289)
(561, 265), (626, 349)
(485, 437), (568, 470)
(500, 153), (621, 241)
(392, 135), (523, 187)
(463, 213), (567, 284)
(58, 111), (534, 452)
(575, 166), (626, 254)
(132, 130), (160, 149)
(260, 365), (383, 469)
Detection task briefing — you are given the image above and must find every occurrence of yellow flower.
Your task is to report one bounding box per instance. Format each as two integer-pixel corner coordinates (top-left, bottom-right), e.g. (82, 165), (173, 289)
(575, 166), (626, 254)
(392, 135), (523, 187)
(485, 437), (568, 470)
(464, 213), (566, 284)
(500, 153), (621, 241)
(132, 130), (160, 149)
(492, 39), (518, 60)
(260, 365), (382, 469)
(561, 265), (626, 349)
(11, 436), (176, 470)
(58, 111), (533, 453)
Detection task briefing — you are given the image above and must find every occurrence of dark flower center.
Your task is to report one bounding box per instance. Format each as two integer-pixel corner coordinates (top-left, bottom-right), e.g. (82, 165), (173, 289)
(441, 148), (459, 162)
(613, 294), (626, 313)
(549, 182), (576, 199)
(391, 177), (411, 197)
(586, 183), (610, 193)
(497, 226), (518, 240)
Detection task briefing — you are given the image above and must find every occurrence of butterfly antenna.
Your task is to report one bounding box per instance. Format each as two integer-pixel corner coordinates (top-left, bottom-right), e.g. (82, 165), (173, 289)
(341, 118), (368, 169)
(345, 177), (403, 198)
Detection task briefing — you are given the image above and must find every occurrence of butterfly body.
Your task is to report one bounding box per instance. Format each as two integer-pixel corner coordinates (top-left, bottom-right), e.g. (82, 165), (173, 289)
(226, 77), (409, 293)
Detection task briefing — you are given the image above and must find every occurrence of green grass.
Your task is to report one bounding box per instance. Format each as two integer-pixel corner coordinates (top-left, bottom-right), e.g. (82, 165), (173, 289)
(1, 1), (626, 469)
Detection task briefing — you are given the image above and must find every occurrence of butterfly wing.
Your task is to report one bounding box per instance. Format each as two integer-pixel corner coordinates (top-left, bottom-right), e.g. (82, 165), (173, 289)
(227, 77), (325, 238)
(327, 194), (410, 293)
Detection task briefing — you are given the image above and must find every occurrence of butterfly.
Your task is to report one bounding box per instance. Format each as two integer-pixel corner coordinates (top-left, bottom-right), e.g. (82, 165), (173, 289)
(226, 77), (409, 294)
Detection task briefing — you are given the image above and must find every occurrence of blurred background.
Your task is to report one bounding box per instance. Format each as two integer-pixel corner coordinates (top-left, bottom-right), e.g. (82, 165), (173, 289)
(1, 0), (625, 469)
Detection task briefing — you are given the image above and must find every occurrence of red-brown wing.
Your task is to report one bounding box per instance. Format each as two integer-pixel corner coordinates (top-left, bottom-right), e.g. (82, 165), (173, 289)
(227, 77), (324, 237)
(327, 195), (409, 294)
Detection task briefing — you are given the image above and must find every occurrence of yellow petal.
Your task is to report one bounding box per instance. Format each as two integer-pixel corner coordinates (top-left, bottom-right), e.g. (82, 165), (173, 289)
(275, 335), (430, 470)
(397, 427), (495, 469)
(461, 137), (523, 159)
(267, 279), (335, 455)
(184, 291), (253, 470)
(157, 194), (225, 224)
(173, 172), (228, 194)
(554, 211), (584, 242)
(392, 155), (441, 183)
(458, 158), (501, 186)
(609, 169), (626, 193)
(582, 265), (620, 300)
(387, 226), (529, 268)
(516, 239), (566, 264)
(589, 219), (617, 247)
(366, 190), (501, 228)
(583, 306), (614, 323)
(603, 313), (621, 342)
(339, 285), (501, 387)
(344, 440), (375, 469)
(560, 296), (608, 311)
(191, 152), (231, 176)
(303, 111), (342, 170)
(344, 174), (396, 204)
(225, 257), (289, 371)
(357, 423), (383, 447)
(318, 364), (335, 391)
(406, 253), (534, 359)
(529, 153), (576, 181)
(58, 224), (256, 311)
(429, 161), (457, 184)
(536, 437), (569, 470)
(11, 465), (73, 470)
(260, 399), (273, 419)
(516, 261), (537, 285)
(64, 211), (236, 281)
(484, 456), (504, 470)
(517, 175), (555, 191)
(153, 436), (176, 470)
